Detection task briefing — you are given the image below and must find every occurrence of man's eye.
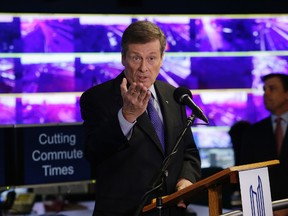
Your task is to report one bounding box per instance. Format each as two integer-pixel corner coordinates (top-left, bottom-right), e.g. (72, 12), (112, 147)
(133, 56), (140, 61)
(148, 57), (157, 63)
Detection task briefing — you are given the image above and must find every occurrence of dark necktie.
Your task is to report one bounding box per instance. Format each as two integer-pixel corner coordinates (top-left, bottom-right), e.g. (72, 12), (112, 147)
(275, 117), (283, 155)
(147, 96), (165, 151)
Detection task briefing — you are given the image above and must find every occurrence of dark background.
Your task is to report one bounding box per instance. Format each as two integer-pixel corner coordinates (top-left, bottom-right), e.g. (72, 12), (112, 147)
(0, 0), (287, 14)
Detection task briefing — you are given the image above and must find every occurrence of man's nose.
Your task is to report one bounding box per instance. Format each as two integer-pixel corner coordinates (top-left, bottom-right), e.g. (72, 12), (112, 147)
(139, 59), (149, 72)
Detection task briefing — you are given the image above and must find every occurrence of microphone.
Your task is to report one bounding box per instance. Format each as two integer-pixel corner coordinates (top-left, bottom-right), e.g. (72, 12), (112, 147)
(173, 87), (209, 124)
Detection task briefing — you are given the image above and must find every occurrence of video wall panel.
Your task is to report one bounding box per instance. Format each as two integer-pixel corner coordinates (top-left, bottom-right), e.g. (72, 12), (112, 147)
(1, 13), (288, 168)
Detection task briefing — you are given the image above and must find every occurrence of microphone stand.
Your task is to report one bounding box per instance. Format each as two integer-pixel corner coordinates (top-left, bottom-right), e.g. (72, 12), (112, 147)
(133, 114), (196, 216)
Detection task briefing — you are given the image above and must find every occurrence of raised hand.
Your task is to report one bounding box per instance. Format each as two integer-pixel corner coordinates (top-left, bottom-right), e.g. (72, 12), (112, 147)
(120, 78), (151, 123)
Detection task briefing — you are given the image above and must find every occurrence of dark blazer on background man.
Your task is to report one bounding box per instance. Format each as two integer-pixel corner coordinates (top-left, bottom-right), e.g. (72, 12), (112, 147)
(80, 72), (201, 215)
(239, 116), (288, 201)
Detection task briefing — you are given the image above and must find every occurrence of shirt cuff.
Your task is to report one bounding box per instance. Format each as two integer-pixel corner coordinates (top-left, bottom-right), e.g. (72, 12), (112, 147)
(118, 108), (136, 138)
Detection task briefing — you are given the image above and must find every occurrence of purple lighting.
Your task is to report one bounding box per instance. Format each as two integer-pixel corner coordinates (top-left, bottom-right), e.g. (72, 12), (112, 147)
(21, 17), (76, 52)
(1, 14), (288, 167)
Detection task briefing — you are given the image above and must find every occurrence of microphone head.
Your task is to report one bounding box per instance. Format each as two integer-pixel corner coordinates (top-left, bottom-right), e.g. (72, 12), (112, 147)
(173, 87), (192, 104)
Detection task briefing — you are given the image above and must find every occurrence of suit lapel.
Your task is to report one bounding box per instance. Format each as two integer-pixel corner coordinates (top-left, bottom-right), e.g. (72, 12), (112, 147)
(137, 112), (165, 154)
(154, 82), (175, 154)
(136, 82), (173, 155)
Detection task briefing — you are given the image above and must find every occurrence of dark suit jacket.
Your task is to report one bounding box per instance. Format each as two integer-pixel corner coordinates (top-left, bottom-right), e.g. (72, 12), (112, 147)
(239, 116), (288, 201)
(80, 72), (201, 215)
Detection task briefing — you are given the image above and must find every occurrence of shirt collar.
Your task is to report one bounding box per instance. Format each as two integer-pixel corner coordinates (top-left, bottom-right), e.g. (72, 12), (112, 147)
(149, 85), (157, 99)
(271, 111), (288, 123)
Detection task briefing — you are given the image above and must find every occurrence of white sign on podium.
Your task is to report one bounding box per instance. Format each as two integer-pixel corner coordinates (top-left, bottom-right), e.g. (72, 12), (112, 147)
(239, 167), (273, 216)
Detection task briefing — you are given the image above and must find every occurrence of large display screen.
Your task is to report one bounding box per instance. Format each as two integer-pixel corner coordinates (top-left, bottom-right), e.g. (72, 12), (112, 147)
(1, 13), (288, 168)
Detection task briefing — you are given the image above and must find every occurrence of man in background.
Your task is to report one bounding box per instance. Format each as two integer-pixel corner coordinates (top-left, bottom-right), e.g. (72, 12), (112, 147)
(239, 73), (288, 213)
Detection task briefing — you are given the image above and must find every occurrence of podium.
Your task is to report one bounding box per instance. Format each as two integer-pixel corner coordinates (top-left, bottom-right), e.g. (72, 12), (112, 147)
(143, 160), (280, 216)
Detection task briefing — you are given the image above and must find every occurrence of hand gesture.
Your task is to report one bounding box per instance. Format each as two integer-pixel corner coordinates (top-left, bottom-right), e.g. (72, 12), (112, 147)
(120, 78), (151, 123)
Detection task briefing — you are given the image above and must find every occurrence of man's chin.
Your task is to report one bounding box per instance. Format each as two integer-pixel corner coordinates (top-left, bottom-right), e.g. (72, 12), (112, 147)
(136, 80), (152, 88)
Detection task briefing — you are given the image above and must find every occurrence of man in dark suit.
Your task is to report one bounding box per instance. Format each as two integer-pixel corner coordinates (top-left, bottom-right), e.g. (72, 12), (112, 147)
(80, 20), (201, 216)
(239, 73), (288, 203)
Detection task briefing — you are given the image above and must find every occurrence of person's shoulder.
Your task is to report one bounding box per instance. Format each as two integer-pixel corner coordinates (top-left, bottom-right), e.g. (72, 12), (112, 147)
(80, 78), (117, 101)
(252, 117), (271, 128)
(155, 80), (176, 91)
(81, 80), (108, 93)
(244, 117), (271, 135)
(82, 71), (124, 95)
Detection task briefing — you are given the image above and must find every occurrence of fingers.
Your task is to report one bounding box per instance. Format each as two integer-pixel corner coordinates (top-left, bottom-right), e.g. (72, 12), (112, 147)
(121, 79), (148, 103)
(177, 200), (187, 208)
(120, 78), (128, 97)
(121, 79), (150, 122)
(175, 179), (192, 209)
(121, 78), (150, 101)
(176, 179), (192, 191)
(126, 82), (149, 103)
(143, 89), (151, 104)
(137, 86), (150, 103)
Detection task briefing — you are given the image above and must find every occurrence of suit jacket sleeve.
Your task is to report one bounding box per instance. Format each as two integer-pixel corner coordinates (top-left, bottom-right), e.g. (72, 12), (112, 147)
(80, 78), (129, 166)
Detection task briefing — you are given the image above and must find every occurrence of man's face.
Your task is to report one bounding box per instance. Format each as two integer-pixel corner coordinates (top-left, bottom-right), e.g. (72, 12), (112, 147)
(121, 40), (163, 88)
(263, 76), (288, 115)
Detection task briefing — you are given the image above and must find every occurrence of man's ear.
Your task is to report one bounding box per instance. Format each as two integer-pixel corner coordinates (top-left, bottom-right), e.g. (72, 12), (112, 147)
(160, 52), (165, 67)
(121, 54), (126, 66)
(285, 91), (288, 101)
